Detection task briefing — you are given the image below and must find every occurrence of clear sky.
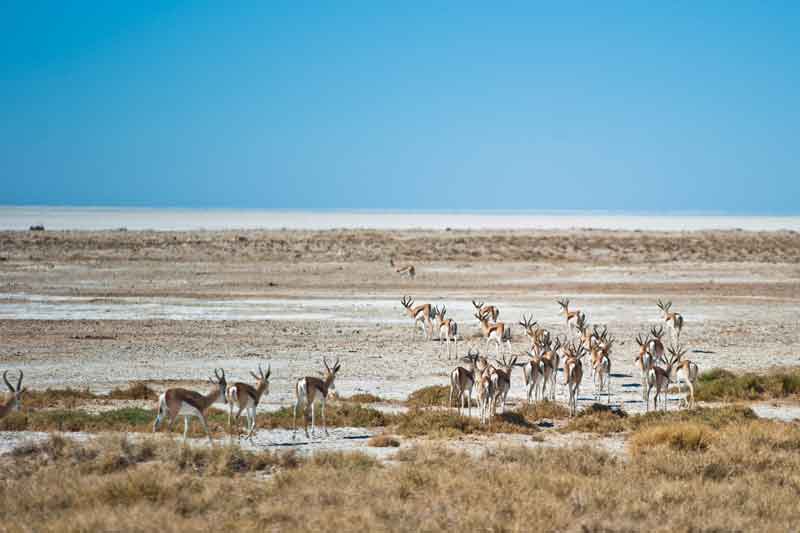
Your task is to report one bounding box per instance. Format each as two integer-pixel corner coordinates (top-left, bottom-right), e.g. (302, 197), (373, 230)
(1, 1), (798, 213)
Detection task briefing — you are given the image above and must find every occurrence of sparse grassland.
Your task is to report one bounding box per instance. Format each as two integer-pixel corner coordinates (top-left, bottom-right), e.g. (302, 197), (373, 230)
(4, 416), (800, 532)
(695, 367), (800, 401)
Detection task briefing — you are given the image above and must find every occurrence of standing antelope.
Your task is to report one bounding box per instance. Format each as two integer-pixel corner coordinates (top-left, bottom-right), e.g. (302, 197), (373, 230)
(667, 344), (699, 408)
(472, 300), (500, 322)
(648, 325), (666, 365)
(293, 356), (341, 439)
(153, 368), (228, 444)
(646, 348), (679, 412)
(450, 348), (479, 416)
(519, 314), (550, 351)
(476, 367), (496, 425)
(557, 298), (585, 339)
(490, 354), (519, 414)
(0, 370), (26, 419)
(540, 337), (562, 401)
(400, 296), (432, 340)
(593, 336), (613, 403)
(563, 342), (586, 416)
(523, 346), (545, 404)
(227, 364), (271, 440)
(657, 299), (684, 341)
(435, 305), (459, 359)
(634, 333), (655, 402)
(475, 310), (508, 357)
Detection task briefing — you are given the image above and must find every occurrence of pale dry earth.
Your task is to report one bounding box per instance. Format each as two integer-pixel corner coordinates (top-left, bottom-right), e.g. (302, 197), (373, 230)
(1, 228), (799, 453)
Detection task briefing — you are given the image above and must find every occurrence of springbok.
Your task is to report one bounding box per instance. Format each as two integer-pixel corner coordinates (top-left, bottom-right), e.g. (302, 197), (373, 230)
(657, 299), (684, 341)
(667, 344), (699, 408)
(293, 356), (341, 439)
(153, 368), (228, 444)
(523, 346), (545, 404)
(476, 367), (496, 425)
(557, 298), (585, 339)
(519, 314), (550, 351)
(400, 296), (432, 340)
(490, 354), (519, 414)
(563, 342), (586, 416)
(540, 337), (562, 401)
(646, 348), (680, 412)
(395, 265), (416, 279)
(450, 348), (479, 416)
(472, 300), (500, 322)
(0, 370), (26, 419)
(227, 364), (271, 440)
(435, 305), (459, 359)
(475, 310), (508, 356)
(593, 336), (613, 403)
(648, 325), (666, 365)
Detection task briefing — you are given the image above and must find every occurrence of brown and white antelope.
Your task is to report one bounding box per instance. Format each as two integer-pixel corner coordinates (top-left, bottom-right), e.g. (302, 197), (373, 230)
(648, 325), (666, 365)
(563, 342), (586, 416)
(472, 300), (500, 323)
(153, 368), (228, 444)
(434, 305), (459, 359)
(490, 354), (519, 414)
(519, 314), (550, 351)
(475, 310), (509, 356)
(592, 336), (613, 403)
(523, 345), (545, 404)
(634, 333), (655, 402)
(395, 265), (416, 279)
(557, 298), (585, 339)
(657, 299), (684, 341)
(400, 295), (432, 340)
(227, 363), (271, 440)
(540, 337), (562, 401)
(293, 356), (341, 439)
(0, 370), (26, 419)
(666, 344), (699, 408)
(646, 348), (678, 412)
(476, 366), (496, 425)
(450, 348), (479, 416)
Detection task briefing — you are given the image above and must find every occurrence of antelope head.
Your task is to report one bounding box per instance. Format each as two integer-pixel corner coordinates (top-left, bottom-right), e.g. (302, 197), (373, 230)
(3, 370), (26, 412)
(438, 305), (447, 321)
(667, 343), (688, 363)
(519, 313), (537, 332)
(650, 325), (665, 341)
(657, 299), (672, 313)
(250, 363), (271, 394)
(471, 300), (485, 311)
(323, 356), (342, 391)
(209, 368), (227, 404)
(400, 295), (414, 311)
(556, 297), (570, 313)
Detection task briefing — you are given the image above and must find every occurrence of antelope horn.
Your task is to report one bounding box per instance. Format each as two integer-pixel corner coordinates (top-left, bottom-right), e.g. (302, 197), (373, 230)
(15, 369), (22, 391)
(3, 371), (13, 393)
(323, 356), (330, 371)
(264, 364), (271, 379)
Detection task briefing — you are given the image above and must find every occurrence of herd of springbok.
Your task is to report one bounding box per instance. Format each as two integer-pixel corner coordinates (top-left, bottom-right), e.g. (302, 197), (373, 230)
(1, 295), (696, 442)
(402, 295), (697, 423)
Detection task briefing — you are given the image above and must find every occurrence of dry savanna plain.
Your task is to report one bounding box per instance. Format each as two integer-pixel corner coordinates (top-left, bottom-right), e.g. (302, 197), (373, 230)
(2, 228), (800, 532)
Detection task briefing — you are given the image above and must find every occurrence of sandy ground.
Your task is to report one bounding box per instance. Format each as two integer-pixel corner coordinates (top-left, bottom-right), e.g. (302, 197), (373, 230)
(1, 228), (799, 454)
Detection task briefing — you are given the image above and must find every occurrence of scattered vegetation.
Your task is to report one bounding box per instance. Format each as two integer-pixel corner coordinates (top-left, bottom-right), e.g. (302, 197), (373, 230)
(5, 418), (800, 531)
(695, 367), (800, 401)
(368, 434), (401, 448)
(342, 393), (384, 404)
(22, 382), (157, 409)
(405, 385), (451, 408)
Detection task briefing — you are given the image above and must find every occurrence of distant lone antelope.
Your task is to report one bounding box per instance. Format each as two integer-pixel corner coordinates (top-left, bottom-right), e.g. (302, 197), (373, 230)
(391, 258), (416, 279)
(0, 370), (26, 419)
(293, 356), (341, 439)
(227, 363), (271, 440)
(657, 299), (684, 341)
(153, 368), (228, 444)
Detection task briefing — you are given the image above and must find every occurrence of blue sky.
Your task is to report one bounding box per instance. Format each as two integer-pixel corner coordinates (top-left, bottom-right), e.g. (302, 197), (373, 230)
(1, 1), (798, 213)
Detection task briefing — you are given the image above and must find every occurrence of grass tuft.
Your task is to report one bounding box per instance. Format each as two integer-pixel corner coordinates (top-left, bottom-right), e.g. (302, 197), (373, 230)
(629, 422), (715, 454)
(695, 367), (800, 401)
(368, 434), (401, 448)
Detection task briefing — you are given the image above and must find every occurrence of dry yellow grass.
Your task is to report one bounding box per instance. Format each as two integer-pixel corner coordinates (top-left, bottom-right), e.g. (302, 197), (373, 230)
(4, 417), (800, 531)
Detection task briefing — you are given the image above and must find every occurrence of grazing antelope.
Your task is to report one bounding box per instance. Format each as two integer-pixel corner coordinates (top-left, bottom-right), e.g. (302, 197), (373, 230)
(490, 354), (519, 414)
(540, 337), (562, 401)
(472, 300), (500, 323)
(395, 264), (416, 279)
(153, 368), (227, 444)
(227, 364), (271, 440)
(475, 310), (508, 356)
(293, 356), (341, 439)
(667, 344), (699, 408)
(0, 370), (26, 418)
(634, 333), (655, 402)
(519, 314), (550, 351)
(523, 346), (545, 404)
(434, 305), (459, 359)
(563, 342), (586, 416)
(400, 295), (433, 340)
(557, 298), (585, 339)
(450, 348), (479, 416)
(657, 299), (684, 341)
